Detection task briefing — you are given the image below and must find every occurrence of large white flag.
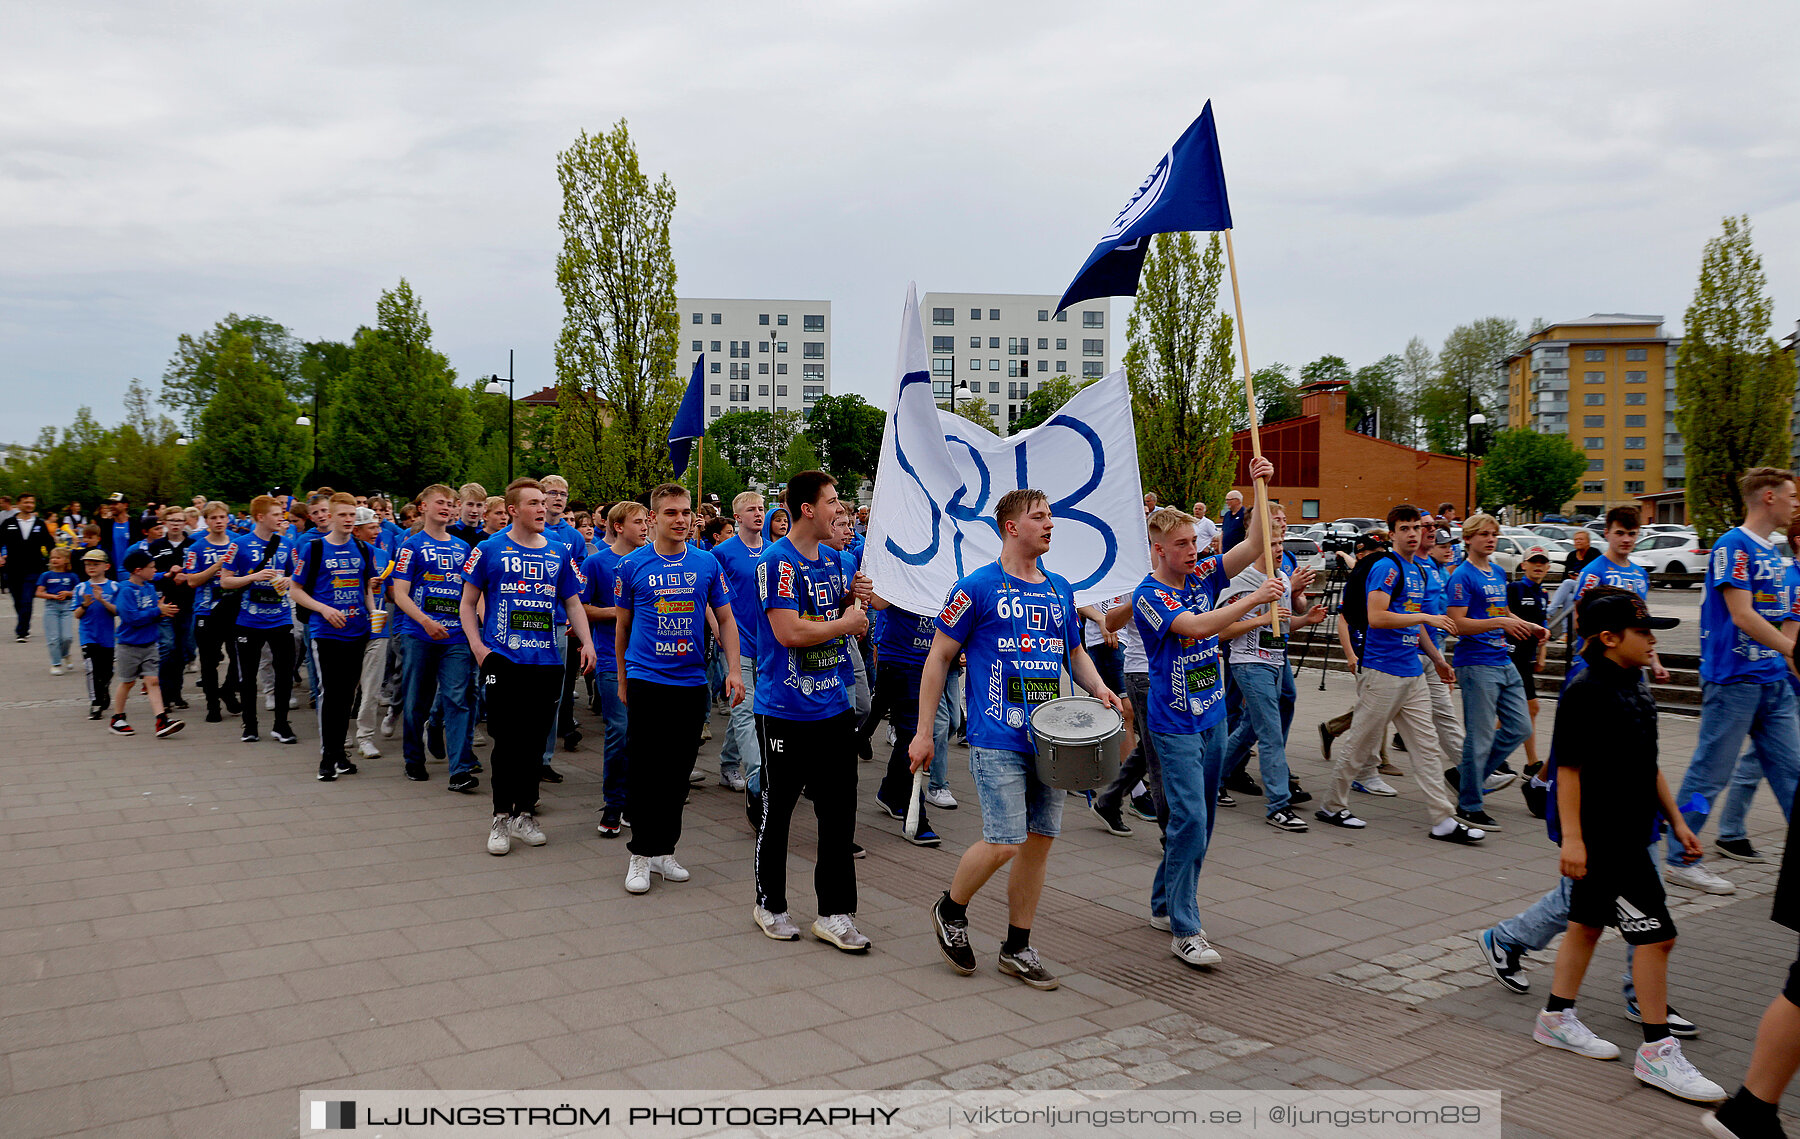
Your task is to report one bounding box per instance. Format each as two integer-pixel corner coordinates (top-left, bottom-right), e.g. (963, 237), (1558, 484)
(863, 284), (1151, 617)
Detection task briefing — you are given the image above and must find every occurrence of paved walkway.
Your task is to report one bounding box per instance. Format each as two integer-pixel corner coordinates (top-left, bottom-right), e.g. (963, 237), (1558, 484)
(0, 633), (1792, 1138)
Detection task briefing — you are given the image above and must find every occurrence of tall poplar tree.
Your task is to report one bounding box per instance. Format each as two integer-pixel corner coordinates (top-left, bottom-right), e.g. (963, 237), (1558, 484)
(1676, 215), (1795, 542)
(193, 334), (307, 503)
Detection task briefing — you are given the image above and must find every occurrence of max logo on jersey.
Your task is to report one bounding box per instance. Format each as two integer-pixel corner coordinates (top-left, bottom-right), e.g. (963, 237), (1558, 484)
(777, 561), (796, 601)
(940, 589), (971, 625)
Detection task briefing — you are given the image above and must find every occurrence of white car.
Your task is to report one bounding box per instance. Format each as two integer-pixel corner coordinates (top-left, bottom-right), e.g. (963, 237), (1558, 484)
(1491, 533), (1555, 577)
(1282, 537), (1326, 578)
(1628, 532), (1705, 584)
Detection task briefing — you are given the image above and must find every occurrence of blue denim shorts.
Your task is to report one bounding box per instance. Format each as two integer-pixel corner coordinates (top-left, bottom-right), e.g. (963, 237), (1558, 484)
(969, 746), (1063, 845)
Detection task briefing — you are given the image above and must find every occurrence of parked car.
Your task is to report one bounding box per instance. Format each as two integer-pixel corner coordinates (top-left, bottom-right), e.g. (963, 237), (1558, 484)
(1525, 523), (1584, 542)
(1331, 517), (1384, 533)
(1542, 514), (1570, 523)
(1282, 537), (1326, 577)
(1641, 523), (1691, 535)
(1628, 532), (1706, 585)
(1490, 533), (1555, 577)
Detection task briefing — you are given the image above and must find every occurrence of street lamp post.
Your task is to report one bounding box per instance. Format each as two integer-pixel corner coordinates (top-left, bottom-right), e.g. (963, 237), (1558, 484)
(1464, 390), (1487, 517)
(768, 330), (779, 485)
(483, 350), (516, 486)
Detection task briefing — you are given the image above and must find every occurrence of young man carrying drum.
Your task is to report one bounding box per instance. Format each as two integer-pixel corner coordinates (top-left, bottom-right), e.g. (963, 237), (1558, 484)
(911, 489), (1123, 990)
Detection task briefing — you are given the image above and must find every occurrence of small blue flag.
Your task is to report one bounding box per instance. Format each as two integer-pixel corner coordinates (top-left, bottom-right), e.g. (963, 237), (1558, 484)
(1680, 792), (1709, 816)
(668, 355), (706, 477)
(1056, 101), (1233, 314)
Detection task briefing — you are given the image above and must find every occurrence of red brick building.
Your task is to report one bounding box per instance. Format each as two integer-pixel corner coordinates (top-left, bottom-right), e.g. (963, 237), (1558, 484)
(1230, 380), (1480, 523)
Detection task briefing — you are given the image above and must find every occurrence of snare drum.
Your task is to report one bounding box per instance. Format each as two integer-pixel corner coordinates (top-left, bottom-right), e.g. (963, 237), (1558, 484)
(1029, 696), (1124, 790)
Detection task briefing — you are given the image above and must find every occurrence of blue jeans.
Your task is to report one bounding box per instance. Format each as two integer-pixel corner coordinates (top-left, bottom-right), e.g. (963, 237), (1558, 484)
(1668, 678), (1800, 864)
(1150, 724), (1227, 938)
(400, 635), (476, 776)
(595, 670), (628, 812)
(720, 659), (757, 789)
(1456, 663), (1531, 813)
(929, 665), (964, 794)
(968, 746), (1063, 845)
(1222, 661), (1294, 814)
(1719, 748), (1767, 843)
(1493, 842), (1662, 1002)
(42, 599), (74, 668)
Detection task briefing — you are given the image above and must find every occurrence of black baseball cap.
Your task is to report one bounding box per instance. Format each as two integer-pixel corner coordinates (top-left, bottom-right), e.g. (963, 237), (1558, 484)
(1577, 590), (1679, 636)
(1354, 532), (1387, 553)
(122, 549), (154, 572)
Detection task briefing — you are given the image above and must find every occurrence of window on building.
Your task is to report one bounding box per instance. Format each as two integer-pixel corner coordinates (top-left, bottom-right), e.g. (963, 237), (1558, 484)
(987, 381), (999, 393)
(710, 313), (721, 325)
(777, 314), (788, 326)
(1055, 338), (1067, 351)
(709, 383), (721, 395)
(1584, 393), (1604, 405)
(1626, 348), (1648, 361)
(967, 358), (980, 372)
(1056, 360), (1067, 372)
(758, 384), (769, 397)
(758, 314), (769, 326)
(1625, 481), (1645, 493)
(989, 359), (1000, 370)
(932, 308), (954, 325)
(710, 340), (721, 353)
(1626, 371), (1646, 383)
(1583, 437), (1604, 449)
(1008, 382), (1019, 399)
(1036, 337), (1048, 351)
(803, 342), (824, 359)
(1583, 481), (1605, 493)
(804, 315), (824, 332)
(1584, 415), (1605, 428)
(758, 363), (768, 375)
(1625, 458), (1646, 471)
(1302, 500), (1320, 520)
(1582, 372), (1603, 384)
(1083, 339), (1104, 356)
(710, 362), (721, 374)
(710, 406), (720, 418)
(758, 340), (768, 353)
(1587, 459), (1604, 471)
(1036, 360), (1048, 373)
(989, 309), (1000, 320)
(970, 308), (982, 320)
(1008, 361), (1020, 377)
(691, 340), (702, 352)
(1625, 436), (1646, 449)
(1008, 338), (1019, 354)
(1083, 362), (1104, 378)
(804, 385), (824, 402)
(803, 364), (824, 381)
(1625, 392), (1646, 405)
(1038, 309), (1049, 321)
(1625, 415), (1647, 428)
(932, 336), (954, 353)
(969, 336), (980, 348)
(1584, 348), (1605, 361)
(776, 341), (787, 353)
(1055, 311), (1068, 322)
(1083, 311), (1104, 328)
(776, 363), (787, 375)
(989, 336), (1000, 349)
(692, 312), (703, 324)
(988, 403), (1000, 415)
(776, 385), (787, 397)
(931, 358), (953, 376)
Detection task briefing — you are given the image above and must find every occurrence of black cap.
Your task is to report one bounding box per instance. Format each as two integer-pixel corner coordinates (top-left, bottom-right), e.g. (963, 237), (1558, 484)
(122, 549), (154, 573)
(1577, 590), (1679, 636)
(1354, 532), (1387, 552)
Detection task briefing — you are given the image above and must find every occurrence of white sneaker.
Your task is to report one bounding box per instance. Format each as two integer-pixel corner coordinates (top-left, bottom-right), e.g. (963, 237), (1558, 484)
(1172, 932), (1222, 967)
(812, 913), (871, 952)
(1149, 913), (1171, 931)
(924, 787), (958, 810)
(264, 693), (275, 711)
(50, 664), (65, 675)
(720, 772), (747, 792)
(752, 905), (801, 941)
(886, 725), (897, 746)
(1635, 1037), (1726, 1102)
(357, 739), (381, 760)
(509, 813), (547, 846)
(625, 854), (651, 894)
(1533, 1009), (1620, 1059)
(648, 854), (689, 882)
(1353, 776), (1399, 796)
(472, 727), (489, 748)
(1484, 770), (1518, 792)
(379, 708), (399, 738)
(1665, 861), (1736, 895)
(487, 814), (511, 856)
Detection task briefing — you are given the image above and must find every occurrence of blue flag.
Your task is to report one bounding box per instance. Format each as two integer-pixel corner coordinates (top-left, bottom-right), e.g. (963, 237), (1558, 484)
(1056, 102), (1233, 314)
(668, 355), (706, 477)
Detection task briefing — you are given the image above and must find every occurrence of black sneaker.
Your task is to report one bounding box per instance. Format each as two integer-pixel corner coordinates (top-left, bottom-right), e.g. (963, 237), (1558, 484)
(1479, 929), (1529, 994)
(154, 714), (185, 738)
(561, 730), (581, 751)
(109, 715), (134, 736)
(1430, 822), (1484, 844)
(596, 810), (622, 837)
(205, 708), (222, 724)
(1625, 997), (1699, 1038)
(1705, 1096), (1784, 1139)
(1265, 807), (1308, 832)
(1456, 809), (1501, 832)
(1318, 721), (1334, 761)
(166, 699), (189, 711)
(540, 765), (564, 784)
(1392, 732), (1407, 753)
(1716, 838), (1766, 863)
(906, 825), (942, 848)
(223, 698), (241, 715)
(1522, 778), (1548, 819)
(447, 772), (478, 794)
(997, 946), (1060, 990)
(316, 764), (337, 782)
(1315, 808), (1366, 829)
(405, 763), (429, 782)
(271, 725), (297, 745)
(1223, 770), (1262, 796)
(1090, 800), (1133, 837)
(88, 706), (104, 721)
(1217, 788), (1237, 808)
(856, 736), (873, 761)
(746, 790), (763, 831)
(1444, 765), (1461, 790)
(873, 793), (905, 821)
(469, 762), (483, 774)
(931, 893), (976, 975)
(335, 759), (358, 776)
(851, 842), (865, 859)
(1288, 783), (1313, 805)
(241, 730), (259, 743)
(1127, 792), (1157, 821)
(427, 720), (446, 759)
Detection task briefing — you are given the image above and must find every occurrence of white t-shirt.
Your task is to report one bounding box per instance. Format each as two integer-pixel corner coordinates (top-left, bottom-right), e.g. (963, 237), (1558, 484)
(1194, 516), (1219, 551)
(1221, 565), (1290, 666)
(1085, 593), (1127, 648)
(1120, 606), (1148, 675)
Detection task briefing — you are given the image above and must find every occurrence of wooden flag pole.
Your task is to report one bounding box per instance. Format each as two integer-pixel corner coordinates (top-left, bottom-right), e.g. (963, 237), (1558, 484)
(1222, 229), (1279, 632)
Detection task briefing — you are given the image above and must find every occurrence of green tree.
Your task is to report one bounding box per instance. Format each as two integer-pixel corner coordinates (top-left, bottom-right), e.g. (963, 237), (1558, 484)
(110, 379), (187, 505)
(192, 334), (307, 503)
(775, 434), (821, 485)
(1676, 215), (1795, 543)
(1398, 336), (1435, 448)
(708, 409), (804, 486)
(1239, 363), (1300, 429)
(1123, 232), (1238, 510)
(1476, 428), (1588, 516)
(320, 279), (477, 495)
(161, 314), (303, 433)
(1011, 375), (1092, 434)
(1348, 355), (1408, 440)
(1419, 317), (1525, 454)
(677, 440), (746, 507)
(803, 393), (886, 478)
(938, 399), (999, 434)
(552, 120), (683, 501)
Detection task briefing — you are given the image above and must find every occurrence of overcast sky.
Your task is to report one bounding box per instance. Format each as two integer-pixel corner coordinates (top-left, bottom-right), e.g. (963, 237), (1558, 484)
(6, 0), (1799, 445)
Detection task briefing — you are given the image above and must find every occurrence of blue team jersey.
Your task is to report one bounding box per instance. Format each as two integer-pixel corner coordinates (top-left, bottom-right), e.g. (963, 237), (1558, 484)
(225, 532), (295, 629)
(1420, 559), (1451, 648)
(710, 534), (767, 661)
(1131, 558), (1233, 736)
(1448, 560), (1511, 667)
(1361, 555), (1426, 678)
(181, 536), (235, 616)
(878, 605), (937, 670)
(36, 570), (77, 602)
(1700, 527), (1793, 685)
(936, 562), (1077, 753)
(367, 548), (392, 640)
(542, 519), (582, 628)
(754, 537), (855, 720)
(115, 579), (162, 645)
(392, 532), (468, 641)
(292, 536), (374, 640)
(1567, 554), (1651, 673)
(580, 545), (625, 674)
(76, 579), (118, 647)
(615, 543), (728, 686)
(462, 532), (585, 668)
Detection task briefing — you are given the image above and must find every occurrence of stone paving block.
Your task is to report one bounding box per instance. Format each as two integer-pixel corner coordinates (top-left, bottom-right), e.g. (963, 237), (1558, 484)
(1061, 1057), (1122, 1079)
(998, 1047), (1063, 1074)
(1009, 1068), (1074, 1090)
(940, 1064), (1008, 1090)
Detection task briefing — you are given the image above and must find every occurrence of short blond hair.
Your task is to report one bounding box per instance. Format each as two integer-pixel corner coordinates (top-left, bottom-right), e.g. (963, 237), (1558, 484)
(202, 500), (228, 517)
(458, 482), (487, 501)
(1461, 512), (1499, 537)
(539, 474), (570, 492)
(1146, 506), (1199, 542)
(732, 491), (764, 513)
(608, 500), (648, 527)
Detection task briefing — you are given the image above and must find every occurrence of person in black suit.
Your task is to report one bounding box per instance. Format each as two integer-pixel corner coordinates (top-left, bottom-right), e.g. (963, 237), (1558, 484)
(0, 494), (56, 641)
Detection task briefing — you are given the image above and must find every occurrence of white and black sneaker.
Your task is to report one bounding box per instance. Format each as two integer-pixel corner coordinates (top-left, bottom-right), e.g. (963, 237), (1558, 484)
(1479, 929), (1529, 994)
(1265, 808), (1308, 832)
(1626, 997), (1699, 1038)
(1314, 808), (1366, 829)
(931, 893), (976, 975)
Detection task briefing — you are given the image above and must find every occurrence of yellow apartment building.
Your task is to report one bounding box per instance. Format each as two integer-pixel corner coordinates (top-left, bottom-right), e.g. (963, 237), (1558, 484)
(1501, 314), (1681, 518)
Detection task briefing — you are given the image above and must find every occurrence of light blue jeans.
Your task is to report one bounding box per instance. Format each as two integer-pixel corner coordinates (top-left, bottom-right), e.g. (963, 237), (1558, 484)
(595, 670), (628, 813)
(1719, 748), (1768, 844)
(929, 664), (964, 794)
(720, 659), (757, 790)
(1221, 661), (1294, 815)
(1492, 842), (1663, 1003)
(1455, 663), (1532, 813)
(1150, 723), (1227, 938)
(1668, 678), (1800, 865)
(42, 599), (74, 668)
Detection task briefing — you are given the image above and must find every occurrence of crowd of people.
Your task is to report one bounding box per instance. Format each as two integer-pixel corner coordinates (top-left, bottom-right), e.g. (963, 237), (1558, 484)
(8, 462), (1800, 1135)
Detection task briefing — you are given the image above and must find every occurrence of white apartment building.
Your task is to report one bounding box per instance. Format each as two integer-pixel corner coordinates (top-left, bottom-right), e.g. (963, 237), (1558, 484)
(920, 292), (1111, 430)
(679, 298), (832, 421)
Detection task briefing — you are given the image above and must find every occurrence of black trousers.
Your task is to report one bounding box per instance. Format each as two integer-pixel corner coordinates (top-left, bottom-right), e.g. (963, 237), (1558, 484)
(874, 662), (930, 830)
(625, 678), (703, 857)
(1096, 672), (1165, 826)
(310, 635), (368, 770)
(195, 611), (240, 714)
(83, 644), (114, 709)
(755, 710), (859, 916)
(855, 656), (894, 745)
(483, 654), (562, 815)
(8, 574), (32, 638)
(236, 624), (294, 734)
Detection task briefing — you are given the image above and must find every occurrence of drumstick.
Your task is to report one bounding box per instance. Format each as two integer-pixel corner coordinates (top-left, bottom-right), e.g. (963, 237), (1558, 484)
(903, 770), (925, 839)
